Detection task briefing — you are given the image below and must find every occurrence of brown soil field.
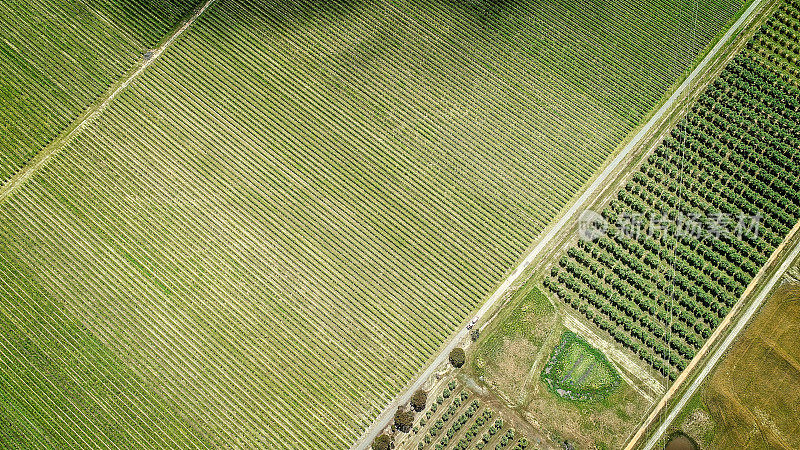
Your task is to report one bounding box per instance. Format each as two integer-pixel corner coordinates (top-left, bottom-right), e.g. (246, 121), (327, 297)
(676, 282), (800, 449)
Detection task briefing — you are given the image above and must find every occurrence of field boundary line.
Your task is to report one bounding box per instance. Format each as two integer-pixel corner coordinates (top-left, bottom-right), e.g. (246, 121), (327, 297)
(0, 0), (217, 205)
(631, 218), (800, 450)
(351, 0), (767, 446)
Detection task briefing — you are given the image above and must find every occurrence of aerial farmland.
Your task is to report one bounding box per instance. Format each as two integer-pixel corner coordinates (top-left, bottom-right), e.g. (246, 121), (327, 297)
(1, 0), (798, 449)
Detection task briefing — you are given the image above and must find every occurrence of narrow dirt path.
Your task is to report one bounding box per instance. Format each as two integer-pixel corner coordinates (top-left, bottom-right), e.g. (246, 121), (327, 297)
(0, 0), (217, 205)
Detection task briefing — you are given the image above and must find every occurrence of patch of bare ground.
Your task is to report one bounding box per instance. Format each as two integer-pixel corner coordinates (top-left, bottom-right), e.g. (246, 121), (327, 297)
(493, 338), (538, 396)
(524, 378), (650, 449)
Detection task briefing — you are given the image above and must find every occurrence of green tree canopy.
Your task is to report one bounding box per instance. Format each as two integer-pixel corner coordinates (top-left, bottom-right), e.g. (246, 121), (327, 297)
(449, 347), (465, 368)
(394, 408), (414, 433)
(410, 389), (427, 412)
(371, 434), (391, 450)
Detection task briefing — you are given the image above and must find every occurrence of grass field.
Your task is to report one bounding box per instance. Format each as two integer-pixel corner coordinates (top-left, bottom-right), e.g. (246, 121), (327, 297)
(472, 287), (557, 396)
(670, 281), (800, 449)
(540, 331), (621, 401)
(0, 0), (203, 183)
(0, 0), (748, 448)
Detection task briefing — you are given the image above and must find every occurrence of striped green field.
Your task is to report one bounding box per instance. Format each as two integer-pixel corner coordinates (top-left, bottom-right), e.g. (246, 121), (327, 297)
(0, 0), (203, 183)
(0, 249), (211, 448)
(0, 0), (747, 448)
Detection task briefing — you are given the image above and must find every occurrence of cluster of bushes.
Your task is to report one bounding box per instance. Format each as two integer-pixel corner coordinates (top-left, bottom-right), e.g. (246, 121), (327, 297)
(449, 348), (465, 368)
(411, 378), (535, 449)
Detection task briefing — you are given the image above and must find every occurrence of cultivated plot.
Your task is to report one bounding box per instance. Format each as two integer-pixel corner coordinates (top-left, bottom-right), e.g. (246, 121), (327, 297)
(0, 0), (747, 447)
(0, 0), (203, 183)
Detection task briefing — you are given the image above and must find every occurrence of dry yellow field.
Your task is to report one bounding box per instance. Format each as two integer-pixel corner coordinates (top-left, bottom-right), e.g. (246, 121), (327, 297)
(674, 283), (800, 448)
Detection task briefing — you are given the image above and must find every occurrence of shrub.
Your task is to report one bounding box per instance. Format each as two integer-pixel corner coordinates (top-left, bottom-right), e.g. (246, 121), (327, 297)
(449, 348), (466, 368)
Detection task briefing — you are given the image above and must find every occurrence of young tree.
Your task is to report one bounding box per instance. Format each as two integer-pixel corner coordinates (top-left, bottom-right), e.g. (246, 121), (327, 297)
(449, 348), (466, 368)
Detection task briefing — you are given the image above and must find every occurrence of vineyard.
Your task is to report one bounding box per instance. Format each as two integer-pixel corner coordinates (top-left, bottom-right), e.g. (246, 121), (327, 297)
(546, 0), (800, 380)
(0, 248), (211, 448)
(0, 0), (750, 448)
(0, 0), (202, 183)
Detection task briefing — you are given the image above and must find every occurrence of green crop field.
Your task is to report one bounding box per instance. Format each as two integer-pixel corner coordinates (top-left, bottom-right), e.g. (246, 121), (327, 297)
(0, 250), (211, 448)
(547, 0), (800, 380)
(0, 0), (203, 183)
(0, 0), (750, 448)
